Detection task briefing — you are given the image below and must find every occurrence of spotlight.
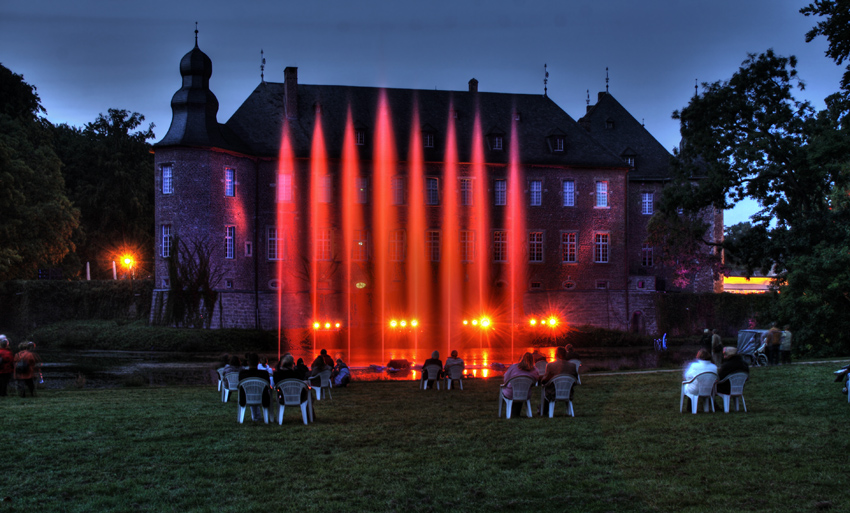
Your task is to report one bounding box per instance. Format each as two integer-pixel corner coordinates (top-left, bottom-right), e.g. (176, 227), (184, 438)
(463, 320), (469, 325)
(400, 320), (407, 327)
(335, 322), (341, 328)
(324, 322), (331, 329)
(313, 322), (320, 329)
(480, 317), (491, 328)
(411, 319), (418, 327)
(529, 319), (537, 326)
(548, 317), (558, 327)
(390, 319), (398, 328)
(471, 319), (478, 326)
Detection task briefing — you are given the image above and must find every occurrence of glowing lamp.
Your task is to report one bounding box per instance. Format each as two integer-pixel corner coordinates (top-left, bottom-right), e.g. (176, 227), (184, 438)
(324, 322), (331, 329)
(480, 317), (491, 328)
(529, 319), (537, 326)
(390, 320), (398, 328)
(335, 322), (341, 328)
(313, 322), (320, 329)
(472, 319), (478, 326)
(463, 320), (469, 325)
(548, 317), (558, 327)
(122, 255), (135, 267)
(411, 319), (418, 327)
(355, 282), (366, 289)
(400, 320), (407, 327)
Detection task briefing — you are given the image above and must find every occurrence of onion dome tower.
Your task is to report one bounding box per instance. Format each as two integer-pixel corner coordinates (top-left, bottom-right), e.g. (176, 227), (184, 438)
(158, 26), (227, 147)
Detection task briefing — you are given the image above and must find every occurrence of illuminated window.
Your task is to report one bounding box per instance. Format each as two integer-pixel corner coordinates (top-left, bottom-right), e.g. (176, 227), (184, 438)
(426, 177), (439, 205)
(390, 230), (406, 262)
(493, 231), (508, 262)
(594, 233), (609, 263)
(161, 224), (172, 258)
(267, 226), (282, 260)
(494, 179), (506, 206)
(424, 133), (434, 148)
(553, 137), (564, 152)
(353, 230), (368, 261)
(316, 229), (331, 261)
(392, 176), (405, 205)
(320, 175), (332, 203)
(641, 243), (654, 267)
(561, 232), (577, 263)
(461, 230), (473, 262)
(530, 180), (542, 206)
(355, 130), (365, 146)
(624, 155), (635, 167)
(277, 174), (292, 203)
(356, 177), (368, 204)
(460, 178), (472, 206)
(426, 230), (440, 262)
(162, 164), (173, 194)
(641, 192), (654, 215)
(562, 180), (575, 207)
(596, 181), (608, 208)
(225, 225), (235, 259)
(493, 136), (503, 151)
(225, 168), (236, 197)
(529, 231), (544, 263)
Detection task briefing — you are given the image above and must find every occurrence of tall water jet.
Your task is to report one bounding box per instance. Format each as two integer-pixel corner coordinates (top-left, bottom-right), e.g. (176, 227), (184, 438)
(441, 99), (460, 357)
(341, 107), (362, 362)
(507, 107), (525, 361)
(373, 90), (397, 364)
(407, 101), (428, 361)
(310, 108), (328, 357)
(275, 120), (296, 360)
(471, 105), (490, 352)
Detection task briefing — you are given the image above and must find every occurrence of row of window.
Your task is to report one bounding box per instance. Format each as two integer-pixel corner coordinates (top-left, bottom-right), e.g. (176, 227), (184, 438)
(164, 164), (660, 212)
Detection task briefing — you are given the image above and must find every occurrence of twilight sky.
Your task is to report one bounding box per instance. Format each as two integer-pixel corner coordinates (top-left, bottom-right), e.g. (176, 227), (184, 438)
(0, 0), (844, 226)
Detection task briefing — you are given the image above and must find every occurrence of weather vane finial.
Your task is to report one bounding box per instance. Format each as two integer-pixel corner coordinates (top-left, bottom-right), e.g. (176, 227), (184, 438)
(260, 49), (266, 83)
(586, 89), (590, 106)
(605, 67), (609, 93)
(543, 64), (549, 97)
(194, 22), (199, 46)
(694, 78), (698, 98)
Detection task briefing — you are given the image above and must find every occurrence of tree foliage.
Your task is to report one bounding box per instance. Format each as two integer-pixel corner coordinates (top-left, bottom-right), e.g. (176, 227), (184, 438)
(164, 235), (224, 329)
(0, 64), (79, 280)
(802, 0), (850, 92)
(52, 109), (155, 279)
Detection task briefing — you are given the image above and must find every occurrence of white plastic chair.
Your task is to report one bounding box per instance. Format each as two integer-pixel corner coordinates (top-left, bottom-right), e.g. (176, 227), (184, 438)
(498, 375), (535, 419)
(237, 377), (271, 424)
(715, 373), (748, 413)
(569, 359), (582, 385)
(680, 372), (718, 414)
(223, 371), (240, 402)
(420, 364), (442, 390)
(541, 375), (577, 417)
(309, 370), (333, 401)
(275, 379), (314, 425)
(216, 368), (225, 392)
(444, 365), (464, 390)
(534, 359), (547, 379)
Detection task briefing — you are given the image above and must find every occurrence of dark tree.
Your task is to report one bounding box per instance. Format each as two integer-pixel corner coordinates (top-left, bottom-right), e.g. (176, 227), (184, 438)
(0, 64), (79, 280)
(802, 0), (850, 92)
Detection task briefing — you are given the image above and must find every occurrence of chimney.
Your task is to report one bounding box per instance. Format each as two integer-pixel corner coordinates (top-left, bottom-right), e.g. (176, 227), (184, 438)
(284, 67), (298, 120)
(468, 78), (478, 93)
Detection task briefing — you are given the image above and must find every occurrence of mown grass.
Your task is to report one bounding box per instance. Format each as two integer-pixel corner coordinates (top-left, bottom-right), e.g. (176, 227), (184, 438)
(2, 363), (849, 512)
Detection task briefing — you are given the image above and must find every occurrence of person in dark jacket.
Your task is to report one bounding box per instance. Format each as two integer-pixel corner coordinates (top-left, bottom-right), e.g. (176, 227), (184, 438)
(0, 335), (14, 397)
(238, 353), (271, 421)
(716, 347), (749, 394)
(422, 350), (443, 389)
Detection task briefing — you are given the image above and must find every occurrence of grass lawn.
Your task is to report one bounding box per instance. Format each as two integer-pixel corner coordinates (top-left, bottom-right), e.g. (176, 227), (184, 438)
(2, 362), (849, 512)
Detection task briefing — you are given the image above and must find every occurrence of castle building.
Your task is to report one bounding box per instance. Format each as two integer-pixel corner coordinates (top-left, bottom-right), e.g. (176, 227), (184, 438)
(152, 37), (722, 343)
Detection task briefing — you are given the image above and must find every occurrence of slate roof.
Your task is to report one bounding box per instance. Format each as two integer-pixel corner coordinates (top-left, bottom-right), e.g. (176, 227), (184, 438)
(579, 92), (673, 181)
(224, 81), (627, 169)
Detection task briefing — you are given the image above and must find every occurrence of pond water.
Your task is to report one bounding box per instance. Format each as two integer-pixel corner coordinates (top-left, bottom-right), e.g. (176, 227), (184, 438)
(35, 346), (697, 390)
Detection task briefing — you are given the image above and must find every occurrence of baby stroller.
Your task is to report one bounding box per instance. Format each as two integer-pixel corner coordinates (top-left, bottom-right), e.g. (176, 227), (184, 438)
(736, 329), (769, 367)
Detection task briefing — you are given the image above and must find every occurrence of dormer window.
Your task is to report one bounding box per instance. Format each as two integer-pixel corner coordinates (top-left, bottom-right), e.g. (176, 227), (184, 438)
(514, 112), (521, 121)
(355, 130), (365, 146)
(424, 133), (434, 148)
(605, 118), (615, 130)
(554, 137), (564, 152)
(493, 136), (503, 151)
(624, 155), (635, 167)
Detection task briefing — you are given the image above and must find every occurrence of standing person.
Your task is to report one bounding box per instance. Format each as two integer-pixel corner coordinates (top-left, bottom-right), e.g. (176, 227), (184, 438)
(0, 335), (13, 397)
(311, 349), (334, 372)
(711, 329), (723, 366)
(765, 323), (782, 366)
(780, 325), (793, 365)
(13, 342), (40, 398)
(699, 329), (712, 353)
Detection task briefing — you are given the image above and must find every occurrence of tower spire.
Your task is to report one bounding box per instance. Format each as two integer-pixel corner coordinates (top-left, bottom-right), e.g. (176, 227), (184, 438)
(194, 22), (198, 47)
(605, 67), (609, 93)
(543, 63), (549, 97)
(260, 49), (266, 83)
(586, 89), (590, 106)
(694, 78), (698, 98)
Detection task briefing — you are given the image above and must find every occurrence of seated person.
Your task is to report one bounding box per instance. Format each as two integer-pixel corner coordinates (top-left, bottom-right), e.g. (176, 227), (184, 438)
(273, 354), (309, 403)
(421, 351), (443, 388)
(295, 357), (310, 377)
(238, 353), (272, 421)
(444, 350), (464, 384)
(311, 349), (334, 374)
(332, 358), (351, 387)
(502, 352), (539, 416)
(563, 344), (581, 362)
(539, 346), (579, 413)
(683, 349), (718, 395)
(716, 347), (749, 394)
(222, 355), (242, 376)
